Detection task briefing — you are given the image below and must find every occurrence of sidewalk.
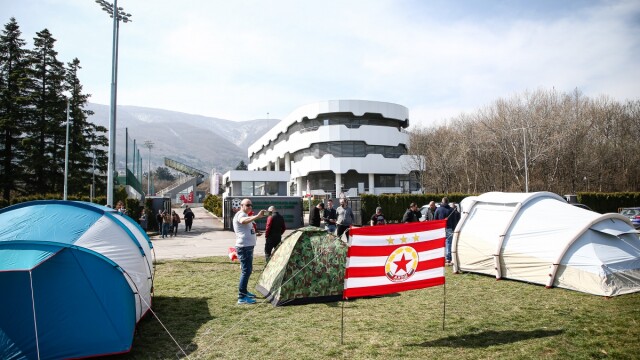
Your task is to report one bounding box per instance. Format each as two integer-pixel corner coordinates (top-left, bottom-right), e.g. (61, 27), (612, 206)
(151, 206), (296, 261)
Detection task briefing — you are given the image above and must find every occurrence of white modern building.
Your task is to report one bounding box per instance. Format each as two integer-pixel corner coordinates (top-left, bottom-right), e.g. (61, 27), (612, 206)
(247, 100), (422, 197)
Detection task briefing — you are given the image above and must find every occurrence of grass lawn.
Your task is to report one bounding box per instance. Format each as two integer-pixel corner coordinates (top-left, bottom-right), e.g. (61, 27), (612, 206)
(110, 257), (640, 360)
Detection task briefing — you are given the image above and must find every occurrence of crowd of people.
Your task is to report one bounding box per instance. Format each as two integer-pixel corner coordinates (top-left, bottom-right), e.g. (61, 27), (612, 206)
(228, 196), (463, 305)
(303, 196), (461, 266)
(154, 205), (197, 238)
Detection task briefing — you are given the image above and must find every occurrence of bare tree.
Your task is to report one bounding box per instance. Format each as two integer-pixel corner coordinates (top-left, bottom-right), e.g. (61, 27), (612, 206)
(408, 88), (640, 194)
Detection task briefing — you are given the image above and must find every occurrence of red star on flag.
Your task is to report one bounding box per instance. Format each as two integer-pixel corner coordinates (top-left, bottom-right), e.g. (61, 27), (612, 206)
(394, 253), (412, 274)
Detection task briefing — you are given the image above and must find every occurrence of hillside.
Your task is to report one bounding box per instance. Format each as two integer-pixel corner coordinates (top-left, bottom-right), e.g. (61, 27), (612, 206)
(86, 103), (280, 174)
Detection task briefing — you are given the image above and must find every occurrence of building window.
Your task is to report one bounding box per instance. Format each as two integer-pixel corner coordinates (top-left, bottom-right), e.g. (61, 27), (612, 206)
(265, 181), (279, 195)
(254, 182), (266, 196)
(241, 182), (253, 196)
(291, 141), (407, 161)
(377, 175), (395, 187)
(400, 180), (410, 193)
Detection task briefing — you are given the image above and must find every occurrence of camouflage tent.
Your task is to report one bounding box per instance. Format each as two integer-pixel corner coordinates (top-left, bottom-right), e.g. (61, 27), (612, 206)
(256, 226), (347, 306)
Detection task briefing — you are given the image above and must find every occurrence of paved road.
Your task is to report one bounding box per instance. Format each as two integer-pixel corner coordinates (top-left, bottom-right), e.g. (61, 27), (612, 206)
(151, 206), (296, 261)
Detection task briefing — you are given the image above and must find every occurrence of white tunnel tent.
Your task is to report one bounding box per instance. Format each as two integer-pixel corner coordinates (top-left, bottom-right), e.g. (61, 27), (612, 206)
(453, 192), (640, 297)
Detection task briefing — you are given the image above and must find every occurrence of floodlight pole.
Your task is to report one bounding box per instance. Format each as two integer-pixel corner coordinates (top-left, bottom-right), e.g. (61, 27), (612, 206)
(96, 0), (132, 206)
(143, 140), (154, 195)
(63, 98), (70, 200)
(91, 150), (96, 202)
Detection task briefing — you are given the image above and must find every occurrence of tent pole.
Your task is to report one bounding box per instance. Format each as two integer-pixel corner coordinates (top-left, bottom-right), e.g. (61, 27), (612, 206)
(29, 270), (41, 360)
(442, 280), (446, 331)
(341, 299), (345, 345)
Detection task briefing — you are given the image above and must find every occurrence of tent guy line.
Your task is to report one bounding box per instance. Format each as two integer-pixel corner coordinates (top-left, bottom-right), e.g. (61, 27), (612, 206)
(195, 242), (332, 357)
(138, 295), (190, 360)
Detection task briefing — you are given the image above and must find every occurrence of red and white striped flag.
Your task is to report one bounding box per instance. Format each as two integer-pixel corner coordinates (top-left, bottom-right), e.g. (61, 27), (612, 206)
(343, 220), (446, 299)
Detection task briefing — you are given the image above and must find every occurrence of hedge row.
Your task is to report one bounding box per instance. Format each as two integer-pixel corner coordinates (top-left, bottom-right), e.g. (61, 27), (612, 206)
(578, 192), (640, 213)
(360, 193), (470, 224)
(2, 191), (638, 223)
(203, 194), (222, 217)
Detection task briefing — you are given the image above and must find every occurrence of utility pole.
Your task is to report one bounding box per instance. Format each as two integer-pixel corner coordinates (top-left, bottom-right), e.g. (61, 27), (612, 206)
(512, 127), (531, 193)
(143, 141), (154, 195)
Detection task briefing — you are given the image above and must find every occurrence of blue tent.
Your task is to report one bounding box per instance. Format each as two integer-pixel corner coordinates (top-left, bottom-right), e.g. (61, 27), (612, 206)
(0, 201), (154, 359)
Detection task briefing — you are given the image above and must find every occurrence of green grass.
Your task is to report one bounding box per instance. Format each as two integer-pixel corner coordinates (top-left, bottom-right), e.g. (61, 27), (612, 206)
(111, 257), (640, 359)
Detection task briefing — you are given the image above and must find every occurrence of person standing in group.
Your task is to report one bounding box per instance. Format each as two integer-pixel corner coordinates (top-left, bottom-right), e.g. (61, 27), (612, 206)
(370, 206), (386, 226)
(156, 209), (163, 233)
(336, 198), (354, 240)
(446, 202), (461, 264)
(434, 197), (456, 265)
(426, 201), (438, 221)
(171, 210), (180, 236)
(183, 205), (195, 232)
(309, 202), (324, 227)
(233, 199), (267, 305)
(402, 202), (421, 223)
(161, 210), (171, 238)
(323, 199), (337, 234)
(264, 205), (286, 263)
(139, 211), (147, 231)
(116, 200), (127, 215)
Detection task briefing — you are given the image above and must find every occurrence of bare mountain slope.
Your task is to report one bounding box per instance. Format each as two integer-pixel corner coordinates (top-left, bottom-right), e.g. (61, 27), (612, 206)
(86, 103), (279, 173)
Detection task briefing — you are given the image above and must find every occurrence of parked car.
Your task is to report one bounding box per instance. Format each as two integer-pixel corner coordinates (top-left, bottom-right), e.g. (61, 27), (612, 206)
(419, 205), (430, 221)
(419, 203), (441, 221)
(564, 194), (594, 212)
(619, 207), (640, 229)
(571, 203), (593, 211)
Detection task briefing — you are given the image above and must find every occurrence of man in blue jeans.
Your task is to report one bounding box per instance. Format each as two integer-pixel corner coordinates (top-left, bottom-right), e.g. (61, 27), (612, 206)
(233, 198), (267, 305)
(434, 197), (461, 266)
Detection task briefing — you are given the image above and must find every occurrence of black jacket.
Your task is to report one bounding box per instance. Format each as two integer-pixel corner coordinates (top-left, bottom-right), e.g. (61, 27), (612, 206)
(310, 206), (322, 227)
(402, 209), (421, 223)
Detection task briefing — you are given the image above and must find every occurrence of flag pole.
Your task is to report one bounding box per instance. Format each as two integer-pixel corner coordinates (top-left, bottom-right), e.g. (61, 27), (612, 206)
(341, 299), (345, 345)
(442, 279), (446, 330)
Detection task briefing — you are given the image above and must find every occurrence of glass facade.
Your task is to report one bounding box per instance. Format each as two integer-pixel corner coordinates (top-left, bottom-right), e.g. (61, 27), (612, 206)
(291, 141), (407, 162)
(236, 181), (282, 196)
(250, 114), (404, 162)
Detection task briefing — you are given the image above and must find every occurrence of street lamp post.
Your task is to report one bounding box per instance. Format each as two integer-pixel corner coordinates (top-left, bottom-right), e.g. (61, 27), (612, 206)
(91, 150), (96, 202)
(512, 127), (529, 193)
(143, 140), (154, 195)
(96, 0), (132, 206)
(63, 98), (71, 200)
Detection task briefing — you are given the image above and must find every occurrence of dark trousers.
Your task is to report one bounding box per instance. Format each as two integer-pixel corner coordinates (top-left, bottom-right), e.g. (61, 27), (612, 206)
(337, 224), (350, 240)
(265, 238), (281, 263)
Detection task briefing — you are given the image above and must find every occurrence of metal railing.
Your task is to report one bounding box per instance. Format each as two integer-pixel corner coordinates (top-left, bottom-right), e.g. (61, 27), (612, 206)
(156, 175), (195, 197)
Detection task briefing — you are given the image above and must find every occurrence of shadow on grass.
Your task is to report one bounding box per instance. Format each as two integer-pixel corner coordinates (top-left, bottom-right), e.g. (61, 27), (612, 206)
(105, 296), (213, 359)
(320, 293), (402, 308)
(410, 329), (564, 348)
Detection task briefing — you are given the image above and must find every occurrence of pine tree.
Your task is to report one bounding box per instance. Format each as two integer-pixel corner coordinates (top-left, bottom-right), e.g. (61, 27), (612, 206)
(65, 58), (108, 197)
(235, 160), (248, 170)
(0, 18), (31, 201)
(24, 28), (67, 195)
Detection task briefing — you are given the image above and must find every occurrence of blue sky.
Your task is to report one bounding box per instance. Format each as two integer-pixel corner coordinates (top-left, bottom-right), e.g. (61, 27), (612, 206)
(3, 0), (639, 127)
